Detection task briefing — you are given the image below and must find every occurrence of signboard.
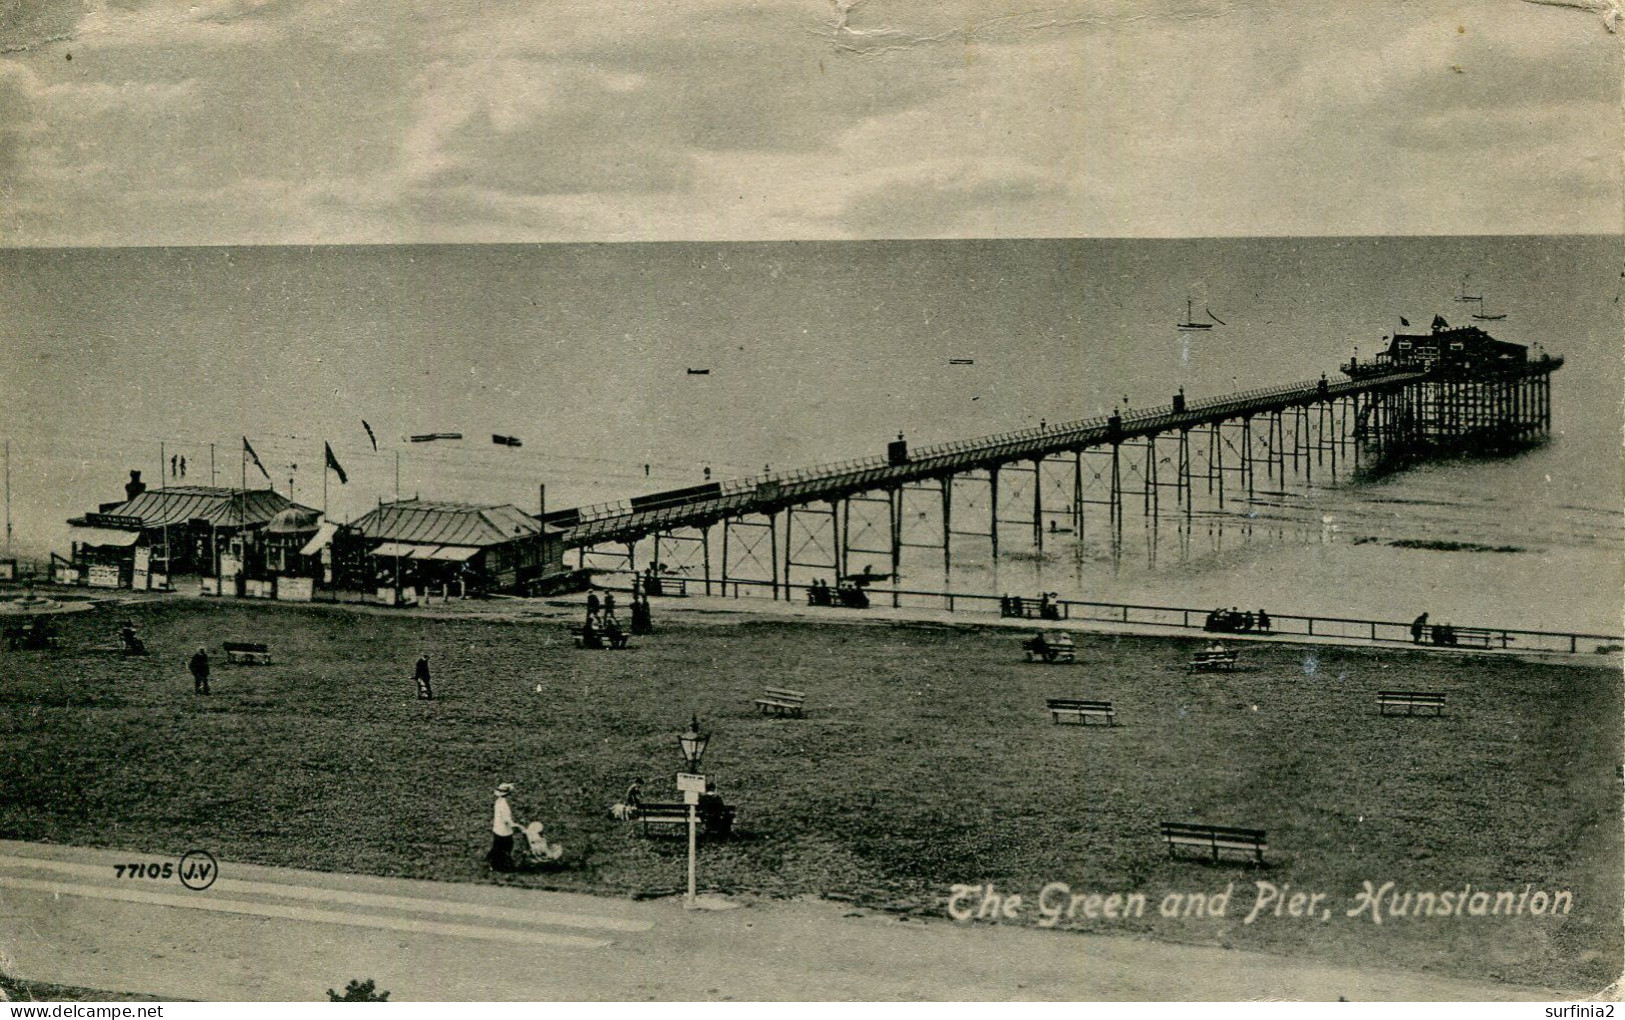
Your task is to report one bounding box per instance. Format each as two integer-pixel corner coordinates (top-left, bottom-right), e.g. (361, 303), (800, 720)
(676, 772), (707, 794)
(0, 560), (15, 581)
(219, 553), (240, 579)
(132, 547), (150, 590)
(87, 564), (122, 588)
(277, 577), (314, 602)
(85, 513), (146, 530)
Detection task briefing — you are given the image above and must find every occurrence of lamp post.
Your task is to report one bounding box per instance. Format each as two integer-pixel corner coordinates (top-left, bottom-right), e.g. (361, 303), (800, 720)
(676, 714), (710, 907)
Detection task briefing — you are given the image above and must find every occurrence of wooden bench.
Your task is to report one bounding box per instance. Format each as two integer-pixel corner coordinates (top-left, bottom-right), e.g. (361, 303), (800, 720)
(573, 626), (629, 650)
(1160, 821), (1267, 865)
(1378, 690), (1446, 716)
(1023, 633), (1075, 663)
(755, 687), (807, 717)
(634, 800), (735, 839)
(1439, 627), (1506, 649)
(224, 641), (272, 665)
(1046, 697), (1114, 726)
(643, 576), (688, 598)
(3, 621), (60, 651)
(1189, 648), (1238, 673)
(634, 802), (691, 838)
(1001, 597), (1062, 621)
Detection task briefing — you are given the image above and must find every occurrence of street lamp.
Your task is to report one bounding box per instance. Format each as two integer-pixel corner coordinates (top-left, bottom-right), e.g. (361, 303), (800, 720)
(676, 714), (710, 908)
(678, 714), (709, 773)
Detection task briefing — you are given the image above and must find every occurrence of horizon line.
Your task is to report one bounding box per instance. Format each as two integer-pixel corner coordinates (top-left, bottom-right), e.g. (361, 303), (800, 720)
(2, 232), (1622, 253)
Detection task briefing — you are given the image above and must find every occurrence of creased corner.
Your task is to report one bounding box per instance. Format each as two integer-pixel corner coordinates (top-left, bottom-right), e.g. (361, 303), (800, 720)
(1519, 0), (1622, 34)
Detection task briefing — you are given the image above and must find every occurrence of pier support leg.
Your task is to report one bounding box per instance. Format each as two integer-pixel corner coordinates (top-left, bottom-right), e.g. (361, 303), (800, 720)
(1032, 458), (1044, 551)
(702, 526), (711, 596)
(769, 512), (779, 600)
(989, 466), (1000, 563)
(889, 486), (902, 608)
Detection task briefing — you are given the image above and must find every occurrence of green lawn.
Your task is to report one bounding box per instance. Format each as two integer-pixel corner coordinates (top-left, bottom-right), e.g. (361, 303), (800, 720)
(2, 599), (1618, 990)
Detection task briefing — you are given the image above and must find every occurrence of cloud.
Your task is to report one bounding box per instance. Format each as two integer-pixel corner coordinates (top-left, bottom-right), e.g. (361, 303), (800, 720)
(836, 164), (1067, 237)
(0, 0), (1618, 245)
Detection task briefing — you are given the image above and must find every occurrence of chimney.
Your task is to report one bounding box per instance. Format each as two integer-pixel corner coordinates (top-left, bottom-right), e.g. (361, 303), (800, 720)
(125, 470), (147, 502)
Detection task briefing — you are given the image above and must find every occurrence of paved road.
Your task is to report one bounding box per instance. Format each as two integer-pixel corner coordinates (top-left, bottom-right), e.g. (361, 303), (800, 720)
(0, 840), (1569, 1001)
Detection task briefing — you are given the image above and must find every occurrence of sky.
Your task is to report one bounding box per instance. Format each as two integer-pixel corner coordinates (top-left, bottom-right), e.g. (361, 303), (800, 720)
(0, 0), (1620, 245)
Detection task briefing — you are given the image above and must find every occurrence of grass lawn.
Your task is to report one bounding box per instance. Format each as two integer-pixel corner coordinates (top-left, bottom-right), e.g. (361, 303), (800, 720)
(2, 598), (1619, 991)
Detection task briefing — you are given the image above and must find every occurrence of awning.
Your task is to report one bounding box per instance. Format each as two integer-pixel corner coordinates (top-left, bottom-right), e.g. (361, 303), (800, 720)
(69, 525), (141, 548)
(418, 545), (481, 562)
(299, 522), (340, 557)
(370, 541), (424, 558)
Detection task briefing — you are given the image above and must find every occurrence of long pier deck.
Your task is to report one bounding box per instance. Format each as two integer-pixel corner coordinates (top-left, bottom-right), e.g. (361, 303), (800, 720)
(557, 360), (1555, 550)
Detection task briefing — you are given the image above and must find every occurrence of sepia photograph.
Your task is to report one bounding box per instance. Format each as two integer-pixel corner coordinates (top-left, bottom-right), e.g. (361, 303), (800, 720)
(0, 0), (1621, 1005)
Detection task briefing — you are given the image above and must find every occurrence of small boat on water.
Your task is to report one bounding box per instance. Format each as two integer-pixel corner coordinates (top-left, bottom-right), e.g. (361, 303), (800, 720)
(1176, 298), (1222, 331)
(686, 368), (711, 375)
(1471, 297), (1507, 321)
(949, 358), (975, 365)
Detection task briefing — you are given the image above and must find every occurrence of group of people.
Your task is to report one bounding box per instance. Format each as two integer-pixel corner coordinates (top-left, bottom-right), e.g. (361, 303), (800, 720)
(1409, 613), (1460, 646)
(807, 578), (869, 608)
(582, 590), (630, 648)
(1203, 607), (1271, 633)
(999, 593), (1062, 620)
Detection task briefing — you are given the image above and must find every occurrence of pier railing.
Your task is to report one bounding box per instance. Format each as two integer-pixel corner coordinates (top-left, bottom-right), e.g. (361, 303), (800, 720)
(593, 571), (1618, 656)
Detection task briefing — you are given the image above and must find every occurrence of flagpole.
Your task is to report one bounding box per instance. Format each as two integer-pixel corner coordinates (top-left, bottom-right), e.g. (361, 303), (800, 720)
(323, 444), (328, 518)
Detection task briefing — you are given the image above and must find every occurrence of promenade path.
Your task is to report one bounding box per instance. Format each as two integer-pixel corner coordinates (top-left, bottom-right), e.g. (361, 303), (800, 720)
(0, 841), (1570, 1001)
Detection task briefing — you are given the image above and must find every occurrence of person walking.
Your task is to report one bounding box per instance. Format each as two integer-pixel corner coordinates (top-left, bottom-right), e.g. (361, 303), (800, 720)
(188, 646), (210, 695)
(488, 782), (519, 871)
(414, 654), (434, 700)
(1410, 612), (1429, 644)
(586, 591), (601, 623)
(603, 591), (617, 621)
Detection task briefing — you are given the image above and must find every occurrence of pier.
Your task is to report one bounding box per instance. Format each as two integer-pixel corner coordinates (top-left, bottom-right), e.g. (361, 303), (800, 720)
(555, 333), (1561, 603)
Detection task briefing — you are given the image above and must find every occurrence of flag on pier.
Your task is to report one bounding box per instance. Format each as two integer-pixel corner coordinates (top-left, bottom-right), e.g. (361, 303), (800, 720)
(361, 419), (378, 452)
(324, 442), (348, 484)
(242, 437), (271, 481)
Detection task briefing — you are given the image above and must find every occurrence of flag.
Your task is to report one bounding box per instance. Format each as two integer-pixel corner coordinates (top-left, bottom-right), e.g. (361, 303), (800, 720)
(1399, 316), (1409, 326)
(324, 442), (348, 485)
(361, 419), (378, 452)
(242, 437), (271, 481)
(492, 434), (523, 448)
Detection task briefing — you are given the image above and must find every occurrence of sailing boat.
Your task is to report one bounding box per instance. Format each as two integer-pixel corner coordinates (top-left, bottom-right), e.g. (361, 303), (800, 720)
(1176, 298), (1218, 331)
(1455, 276), (1483, 303)
(1471, 297), (1507, 322)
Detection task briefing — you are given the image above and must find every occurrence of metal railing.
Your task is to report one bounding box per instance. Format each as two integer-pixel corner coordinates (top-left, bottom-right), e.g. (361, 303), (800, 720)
(588, 571), (1618, 656)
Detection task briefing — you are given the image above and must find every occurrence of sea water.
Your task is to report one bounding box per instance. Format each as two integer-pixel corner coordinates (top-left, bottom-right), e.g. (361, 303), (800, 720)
(2, 236), (1619, 632)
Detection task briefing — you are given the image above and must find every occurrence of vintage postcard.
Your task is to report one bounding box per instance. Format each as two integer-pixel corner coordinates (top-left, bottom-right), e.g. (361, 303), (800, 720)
(0, 0), (1620, 1006)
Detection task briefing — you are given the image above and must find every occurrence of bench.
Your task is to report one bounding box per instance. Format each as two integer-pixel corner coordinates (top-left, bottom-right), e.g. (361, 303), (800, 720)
(808, 586), (869, 609)
(1189, 649), (1238, 672)
(224, 641), (272, 665)
(1046, 697), (1114, 726)
(1000, 597), (1062, 621)
(643, 576), (688, 598)
(1431, 626), (1507, 649)
(574, 626), (629, 650)
(1023, 633), (1075, 663)
(634, 800), (736, 840)
(1377, 690), (1446, 716)
(3, 621), (60, 651)
(1160, 822), (1267, 865)
(755, 687), (807, 717)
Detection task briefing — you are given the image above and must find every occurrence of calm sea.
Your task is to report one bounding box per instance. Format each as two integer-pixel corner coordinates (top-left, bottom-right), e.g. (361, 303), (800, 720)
(2, 237), (1620, 632)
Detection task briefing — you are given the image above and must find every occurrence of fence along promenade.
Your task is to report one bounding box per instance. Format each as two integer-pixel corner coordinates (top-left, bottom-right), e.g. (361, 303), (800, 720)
(594, 571), (1617, 657)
